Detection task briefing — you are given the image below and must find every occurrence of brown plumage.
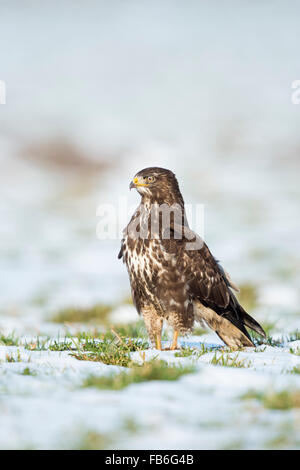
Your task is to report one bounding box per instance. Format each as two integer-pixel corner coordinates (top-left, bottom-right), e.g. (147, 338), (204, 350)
(118, 167), (265, 350)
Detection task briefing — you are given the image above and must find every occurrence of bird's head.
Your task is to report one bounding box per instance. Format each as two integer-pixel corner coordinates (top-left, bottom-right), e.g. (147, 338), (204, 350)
(130, 167), (184, 205)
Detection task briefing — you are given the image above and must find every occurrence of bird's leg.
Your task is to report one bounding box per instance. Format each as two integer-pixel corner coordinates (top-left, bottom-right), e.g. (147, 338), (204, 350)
(160, 330), (179, 351)
(170, 330), (179, 350)
(141, 306), (163, 350)
(155, 334), (162, 351)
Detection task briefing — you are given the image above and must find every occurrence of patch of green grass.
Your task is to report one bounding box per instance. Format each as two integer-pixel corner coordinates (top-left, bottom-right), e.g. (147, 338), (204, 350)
(49, 339), (75, 351)
(253, 328), (300, 349)
(24, 337), (49, 351)
(289, 347), (300, 356)
(242, 390), (300, 410)
(83, 360), (195, 390)
(210, 352), (251, 368)
(175, 344), (214, 358)
(175, 347), (196, 357)
(264, 337), (283, 347)
(0, 332), (19, 346)
(83, 333), (149, 353)
(105, 321), (147, 339)
(5, 350), (23, 362)
(288, 330), (300, 342)
(289, 366), (300, 375)
(75, 329), (105, 341)
(71, 349), (130, 367)
(50, 304), (112, 324)
(25, 335), (81, 352)
(71, 333), (149, 367)
(253, 345), (267, 353)
(21, 367), (36, 376)
(251, 331), (283, 348)
(87, 330), (149, 352)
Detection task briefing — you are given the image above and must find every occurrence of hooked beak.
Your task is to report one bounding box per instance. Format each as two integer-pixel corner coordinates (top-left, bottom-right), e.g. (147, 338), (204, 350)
(130, 177), (139, 190)
(129, 177), (148, 190)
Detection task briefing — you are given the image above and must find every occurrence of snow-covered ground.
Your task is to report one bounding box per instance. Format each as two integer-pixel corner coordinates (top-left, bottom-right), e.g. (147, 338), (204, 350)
(1, 320), (300, 450)
(1, 0), (300, 450)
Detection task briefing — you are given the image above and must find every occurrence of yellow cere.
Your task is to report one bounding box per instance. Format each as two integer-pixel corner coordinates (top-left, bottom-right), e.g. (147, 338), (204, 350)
(133, 177), (148, 187)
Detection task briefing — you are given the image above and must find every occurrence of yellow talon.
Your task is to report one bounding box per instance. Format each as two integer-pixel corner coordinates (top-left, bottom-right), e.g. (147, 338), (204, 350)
(171, 330), (179, 350)
(155, 335), (162, 350)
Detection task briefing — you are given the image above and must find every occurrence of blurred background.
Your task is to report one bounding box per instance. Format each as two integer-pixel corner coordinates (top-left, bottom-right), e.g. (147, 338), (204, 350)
(0, 0), (299, 333)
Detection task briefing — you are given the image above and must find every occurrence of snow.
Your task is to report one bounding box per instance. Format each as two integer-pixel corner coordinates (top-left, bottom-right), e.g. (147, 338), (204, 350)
(109, 305), (138, 325)
(0, 0), (300, 450)
(1, 328), (300, 450)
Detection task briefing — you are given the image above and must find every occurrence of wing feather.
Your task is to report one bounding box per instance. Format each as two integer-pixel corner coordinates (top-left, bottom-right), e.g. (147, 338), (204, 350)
(162, 224), (231, 309)
(185, 243), (231, 309)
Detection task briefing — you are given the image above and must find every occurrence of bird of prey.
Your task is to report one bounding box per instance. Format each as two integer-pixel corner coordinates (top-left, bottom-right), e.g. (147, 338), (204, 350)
(118, 167), (265, 350)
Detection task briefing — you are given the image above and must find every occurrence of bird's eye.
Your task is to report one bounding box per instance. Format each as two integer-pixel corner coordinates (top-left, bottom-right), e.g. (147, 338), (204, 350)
(147, 176), (155, 183)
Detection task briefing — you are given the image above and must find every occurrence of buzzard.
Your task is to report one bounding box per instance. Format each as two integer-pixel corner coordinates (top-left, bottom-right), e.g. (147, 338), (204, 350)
(118, 167), (265, 350)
